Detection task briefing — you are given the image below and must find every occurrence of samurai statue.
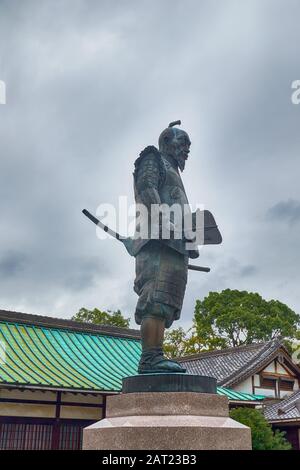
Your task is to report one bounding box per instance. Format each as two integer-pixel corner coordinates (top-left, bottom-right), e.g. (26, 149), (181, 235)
(133, 121), (198, 374)
(82, 120), (222, 376)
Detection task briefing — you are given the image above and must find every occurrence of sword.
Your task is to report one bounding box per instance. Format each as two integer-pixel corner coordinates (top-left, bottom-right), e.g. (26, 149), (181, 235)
(82, 209), (210, 273)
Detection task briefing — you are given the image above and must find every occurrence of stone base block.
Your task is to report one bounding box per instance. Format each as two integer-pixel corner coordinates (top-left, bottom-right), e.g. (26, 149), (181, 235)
(83, 392), (251, 450)
(122, 373), (217, 394)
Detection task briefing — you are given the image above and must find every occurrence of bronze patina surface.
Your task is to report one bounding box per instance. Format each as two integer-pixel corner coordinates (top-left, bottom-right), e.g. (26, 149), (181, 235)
(82, 120), (222, 375)
(133, 122), (200, 374)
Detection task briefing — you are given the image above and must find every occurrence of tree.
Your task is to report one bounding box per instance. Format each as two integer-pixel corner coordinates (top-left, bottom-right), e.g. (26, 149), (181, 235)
(163, 327), (227, 358)
(290, 339), (300, 363)
(230, 407), (291, 450)
(72, 308), (130, 328)
(163, 327), (190, 358)
(194, 289), (300, 348)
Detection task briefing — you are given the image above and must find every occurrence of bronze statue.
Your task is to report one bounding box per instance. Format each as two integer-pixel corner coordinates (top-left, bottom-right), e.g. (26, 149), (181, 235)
(133, 121), (194, 373)
(83, 120), (222, 375)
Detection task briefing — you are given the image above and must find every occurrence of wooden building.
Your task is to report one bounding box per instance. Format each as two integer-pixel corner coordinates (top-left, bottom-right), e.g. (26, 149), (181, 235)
(178, 339), (300, 399)
(179, 339), (300, 449)
(0, 309), (264, 450)
(0, 309), (141, 449)
(264, 390), (300, 449)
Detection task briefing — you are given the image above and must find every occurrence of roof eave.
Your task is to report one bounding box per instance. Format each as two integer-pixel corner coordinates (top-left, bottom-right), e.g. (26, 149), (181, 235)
(0, 382), (120, 395)
(267, 417), (300, 424)
(0, 309), (141, 340)
(221, 346), (297, 389)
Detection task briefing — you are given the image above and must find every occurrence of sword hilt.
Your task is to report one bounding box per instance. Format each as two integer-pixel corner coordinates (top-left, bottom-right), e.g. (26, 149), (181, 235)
(188, 264), (210, 273)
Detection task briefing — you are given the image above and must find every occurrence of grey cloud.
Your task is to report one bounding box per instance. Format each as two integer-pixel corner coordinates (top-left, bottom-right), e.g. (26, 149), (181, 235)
(266, 199), (300, 225)
(0, 0), (300, 325)
(240, 265), (258, 278)
(0, 252), (27, 277)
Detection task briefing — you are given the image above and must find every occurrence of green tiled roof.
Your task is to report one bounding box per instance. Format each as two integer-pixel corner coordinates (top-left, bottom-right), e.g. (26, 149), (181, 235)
(0, 321), (141, 391)
(0, 315), (265, 402)
(217, 386), (265, 401)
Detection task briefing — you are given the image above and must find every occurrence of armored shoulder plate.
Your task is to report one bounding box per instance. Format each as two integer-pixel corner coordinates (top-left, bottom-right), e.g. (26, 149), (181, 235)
(133, 146), (166, 190)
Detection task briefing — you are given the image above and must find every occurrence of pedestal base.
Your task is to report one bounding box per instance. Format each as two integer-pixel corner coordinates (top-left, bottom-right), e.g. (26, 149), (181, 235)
(83, 391), (251, 450)
(123, 373), (217, 394)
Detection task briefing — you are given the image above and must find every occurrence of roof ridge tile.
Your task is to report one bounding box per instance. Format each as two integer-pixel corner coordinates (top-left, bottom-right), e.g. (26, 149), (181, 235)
(178, 340), (271, 363)
(0, 309), (140, 340)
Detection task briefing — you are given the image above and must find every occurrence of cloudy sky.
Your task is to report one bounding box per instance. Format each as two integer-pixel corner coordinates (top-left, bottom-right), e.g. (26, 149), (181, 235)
(0, 0), (299, 330)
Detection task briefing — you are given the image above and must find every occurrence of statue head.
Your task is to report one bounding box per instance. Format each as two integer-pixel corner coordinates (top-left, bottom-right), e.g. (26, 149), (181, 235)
(158, 120), (191, 171)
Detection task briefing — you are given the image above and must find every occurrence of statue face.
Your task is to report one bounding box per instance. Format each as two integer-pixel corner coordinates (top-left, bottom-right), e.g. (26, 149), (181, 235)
(158, 126), (191, 171)
(169, 130), (191, 171)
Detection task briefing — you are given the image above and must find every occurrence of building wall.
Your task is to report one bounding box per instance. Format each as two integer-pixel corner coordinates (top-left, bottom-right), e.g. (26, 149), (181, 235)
(0, 417), (92, 450)
(0, 388), (105, 420)
(231, 358), (300, 399)
(233, 377), (253, 394)
(0, 387), (108, 450)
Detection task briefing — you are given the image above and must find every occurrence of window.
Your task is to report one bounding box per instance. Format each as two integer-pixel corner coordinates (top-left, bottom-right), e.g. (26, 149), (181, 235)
(260, 376), (277, 389)
(0, 423), (53, 450)
(279, 379), (294, 391)
(0, 420), (89, 450)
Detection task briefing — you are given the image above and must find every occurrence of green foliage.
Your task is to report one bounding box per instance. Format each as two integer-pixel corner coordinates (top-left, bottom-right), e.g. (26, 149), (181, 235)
(163, 290), (300, 358)
(163, 327), (189, 358)
(163, 327), (226, 358)
(194, 289), (300, 348)
(230, 407), (292, 450)
(72, 308), (130, 328)
(290, 339), (300, 361)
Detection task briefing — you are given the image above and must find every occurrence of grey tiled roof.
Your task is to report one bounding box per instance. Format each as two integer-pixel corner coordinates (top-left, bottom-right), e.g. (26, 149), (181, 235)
(178, 338), (286, 387)
(264, 390), (300, 422)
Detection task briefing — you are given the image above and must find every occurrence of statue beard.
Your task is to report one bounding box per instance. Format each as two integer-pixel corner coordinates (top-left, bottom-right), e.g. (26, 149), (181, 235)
(164, 145), (187, 171)
(172, 145), (188, 172)
(177, 156), (186, 172)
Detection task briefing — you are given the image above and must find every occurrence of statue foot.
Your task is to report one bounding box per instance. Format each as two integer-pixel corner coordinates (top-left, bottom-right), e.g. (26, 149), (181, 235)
(138, 347), (186, 374)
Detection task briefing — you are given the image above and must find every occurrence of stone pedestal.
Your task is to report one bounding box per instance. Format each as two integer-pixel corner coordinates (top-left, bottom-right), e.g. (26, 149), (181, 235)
(83, 387), (252, 450)
(123, 373), (217, 394)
